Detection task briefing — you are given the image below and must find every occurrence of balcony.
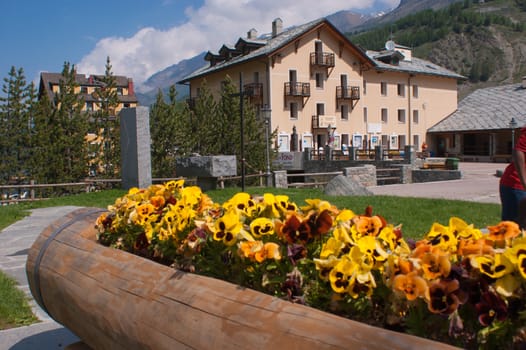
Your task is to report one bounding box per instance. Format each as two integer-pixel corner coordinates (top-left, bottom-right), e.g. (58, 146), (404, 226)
(336, 86), (360, 100)
(243, 83), (263, 100)
(284, 82), (311, 97)
(310, 52), (335, 67)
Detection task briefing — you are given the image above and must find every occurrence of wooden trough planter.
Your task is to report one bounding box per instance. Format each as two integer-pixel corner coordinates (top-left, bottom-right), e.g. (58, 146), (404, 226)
(26, 207), (458, 350)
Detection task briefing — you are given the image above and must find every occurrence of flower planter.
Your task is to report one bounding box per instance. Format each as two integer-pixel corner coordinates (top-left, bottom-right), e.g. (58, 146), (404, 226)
(26, 207), (458, 350)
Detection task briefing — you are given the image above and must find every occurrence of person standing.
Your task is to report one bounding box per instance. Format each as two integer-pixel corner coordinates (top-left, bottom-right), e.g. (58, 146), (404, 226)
(500, 126), (526, 227)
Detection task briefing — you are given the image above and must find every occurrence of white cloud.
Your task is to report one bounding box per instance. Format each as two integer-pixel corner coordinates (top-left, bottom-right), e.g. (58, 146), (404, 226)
(77, 0), (399, 91)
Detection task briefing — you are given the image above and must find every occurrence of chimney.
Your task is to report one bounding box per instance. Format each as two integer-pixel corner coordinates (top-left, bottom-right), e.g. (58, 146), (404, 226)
(272, 18), (283, 38)
(247, 28), (258, 40)
(128, 78), (135, 96)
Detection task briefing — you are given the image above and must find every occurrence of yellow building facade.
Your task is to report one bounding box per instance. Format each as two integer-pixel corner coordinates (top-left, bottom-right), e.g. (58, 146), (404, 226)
(180, 18), (464, 156)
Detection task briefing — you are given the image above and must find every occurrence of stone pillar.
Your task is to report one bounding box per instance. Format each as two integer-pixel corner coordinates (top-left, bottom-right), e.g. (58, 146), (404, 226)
(349, 147), (357, 160)
(120, 107), (152, 190)
(374, 146), (383, 161)
(274, 170), (288, 189)
(404, 145), (416, 164)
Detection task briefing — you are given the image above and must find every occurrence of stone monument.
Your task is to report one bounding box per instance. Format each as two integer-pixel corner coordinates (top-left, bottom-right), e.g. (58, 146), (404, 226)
(120, 107), (152, 189)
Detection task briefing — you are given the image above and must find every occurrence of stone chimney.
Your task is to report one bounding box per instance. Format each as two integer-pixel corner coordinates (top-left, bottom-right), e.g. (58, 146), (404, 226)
(247, 28), (258, 40)
(272, 18), (283, 38)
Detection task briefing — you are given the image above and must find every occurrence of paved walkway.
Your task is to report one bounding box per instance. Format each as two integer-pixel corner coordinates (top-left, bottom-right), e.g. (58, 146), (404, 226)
(0, 206), (83, 350)
(0, 162), (506, 349)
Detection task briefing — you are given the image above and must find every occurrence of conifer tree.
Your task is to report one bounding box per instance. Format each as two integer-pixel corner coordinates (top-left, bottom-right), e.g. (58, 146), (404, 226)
(46, 62), (89, 184)
(92, 56), (120, 177)
(189, 81), (216, 155)
(0, 66), (35, 184)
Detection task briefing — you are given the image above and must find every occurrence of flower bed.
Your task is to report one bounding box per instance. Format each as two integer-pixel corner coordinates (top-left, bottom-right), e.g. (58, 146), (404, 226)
(96, 180), (526, 349)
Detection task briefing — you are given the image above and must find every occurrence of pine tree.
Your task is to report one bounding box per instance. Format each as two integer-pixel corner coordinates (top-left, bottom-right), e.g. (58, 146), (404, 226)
(189, 81), (216, 155)
(92, 56), (120, 177)
(47, 62), (89, 184)
(215, 76), (269, 182)
(0, 66), (34, 184)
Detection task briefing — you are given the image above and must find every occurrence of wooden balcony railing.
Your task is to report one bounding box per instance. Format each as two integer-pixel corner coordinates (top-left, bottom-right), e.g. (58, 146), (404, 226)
(243, 83), (263, 99)
(284, 82), (311, 97)
(310, 52), (335, 67)
(336, 86), (360, 100)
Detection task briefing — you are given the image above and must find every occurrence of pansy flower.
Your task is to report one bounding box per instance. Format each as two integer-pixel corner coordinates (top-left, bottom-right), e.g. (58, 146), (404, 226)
(420, 250), (451, 280)
(212, 210), (243, 246)
(249, 217), (275, 238)
(486, 221), (521, 243)
(474, 253), (514, 279)
(449, 217), (482, 240)
(426, 279), (463, 315)
(504, 239), (526, 279)
(350, 215), (384, 240)
(320, 237), (345, 259)
(329, 256), (356, 294)
(393, 271), (428, 301)
(314, 255), (340, 281)
(475, 291), (508, 326)
(426, 223), (458, 254)
(279, 214), (312, 245)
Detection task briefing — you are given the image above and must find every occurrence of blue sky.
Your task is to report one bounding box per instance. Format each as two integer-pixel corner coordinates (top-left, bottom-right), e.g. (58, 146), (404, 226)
(0, 0), (399, 91)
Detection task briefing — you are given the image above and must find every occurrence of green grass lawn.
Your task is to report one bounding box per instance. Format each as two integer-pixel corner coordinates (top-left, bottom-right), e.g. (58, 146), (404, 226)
(0, 186), (501, 330)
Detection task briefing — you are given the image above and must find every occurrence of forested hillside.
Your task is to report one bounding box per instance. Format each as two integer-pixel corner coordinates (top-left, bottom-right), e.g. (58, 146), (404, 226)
(349, 0), (526, 99)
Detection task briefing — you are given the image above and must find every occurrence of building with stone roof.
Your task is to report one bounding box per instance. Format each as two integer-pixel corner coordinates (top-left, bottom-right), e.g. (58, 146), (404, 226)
(179, 17), (465, 156)
(427, 79), (526, 162)
(39, 72), (138, 114)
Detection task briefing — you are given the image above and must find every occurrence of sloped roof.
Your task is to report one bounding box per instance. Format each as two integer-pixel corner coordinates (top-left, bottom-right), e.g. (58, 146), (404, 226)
(39, 72), (138, 104)
(179, 17), (466, 84)
(178, 17), (375, 83)
(428, 83), (526, 133)
(366, 50), (465, 79)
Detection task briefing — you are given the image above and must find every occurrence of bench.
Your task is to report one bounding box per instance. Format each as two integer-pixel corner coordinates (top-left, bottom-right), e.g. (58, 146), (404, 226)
(422, 157), (447, 170)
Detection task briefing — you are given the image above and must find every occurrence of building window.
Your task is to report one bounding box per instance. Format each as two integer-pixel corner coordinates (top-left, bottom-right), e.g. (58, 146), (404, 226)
(315, 72), (324, 88)
(117, 87), (123, 95)
(398, 109), (406, 123)
(412, 84), (418, 98)
(363, 107), (367, 123)
(381, 108), (388, 123)
(316, 103), (325, 116)
(81, 86), (88, 94)
(341, 104), (349, 120)
(413, 135), (420, 149)
(86, 101), (94, 111)
(363, 80), (367, 95)
(399, 135), (406, 148)
(290, 102), (298, 119)
(413, 110), (419, 124)
(341, 134), (349, 149)
(397, 83), (405, 97)
(381, 82), (387, 96)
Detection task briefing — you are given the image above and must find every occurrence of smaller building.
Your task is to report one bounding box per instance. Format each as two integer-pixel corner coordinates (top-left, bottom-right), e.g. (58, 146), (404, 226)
(428, 77), (526, 162)
(38, 72), (138, 114)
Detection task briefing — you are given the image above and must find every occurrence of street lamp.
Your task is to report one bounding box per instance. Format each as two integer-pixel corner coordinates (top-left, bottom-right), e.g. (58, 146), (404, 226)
(261, 105), (272, 187)
(510, 117), (518, 150)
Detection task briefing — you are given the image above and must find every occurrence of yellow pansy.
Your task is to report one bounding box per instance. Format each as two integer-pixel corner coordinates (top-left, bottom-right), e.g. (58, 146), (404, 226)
(474, 253), (514, 279)
(329, 256), (356, 294)
(320, 237), (345, 259)
(249, 217), (275, 238)
(212, 210), (243, 246)
(426, 222), (458, 254)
